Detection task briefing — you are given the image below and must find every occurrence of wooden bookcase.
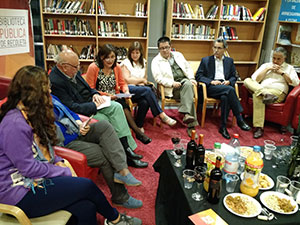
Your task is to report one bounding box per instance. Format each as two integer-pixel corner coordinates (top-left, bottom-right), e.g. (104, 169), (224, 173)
(40, 0), (150, 73)
(165, 0), (269, 80)
(274, 21), (300, 68)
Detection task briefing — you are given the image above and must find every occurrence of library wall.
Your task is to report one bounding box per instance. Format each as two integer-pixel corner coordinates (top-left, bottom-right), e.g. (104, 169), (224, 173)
(0, 0), (35, 78)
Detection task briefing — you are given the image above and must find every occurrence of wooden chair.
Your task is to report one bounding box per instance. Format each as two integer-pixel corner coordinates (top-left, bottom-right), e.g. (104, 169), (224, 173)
(198, 82), (240, 127)
(0, 203), (71, 225)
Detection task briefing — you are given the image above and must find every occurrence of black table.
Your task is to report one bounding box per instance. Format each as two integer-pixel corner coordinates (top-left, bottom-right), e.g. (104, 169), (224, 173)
(153, 149), (300, 225)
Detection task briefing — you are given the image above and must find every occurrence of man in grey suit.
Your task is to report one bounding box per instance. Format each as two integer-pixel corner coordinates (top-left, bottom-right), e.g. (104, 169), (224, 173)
(196, 38), (250, 139)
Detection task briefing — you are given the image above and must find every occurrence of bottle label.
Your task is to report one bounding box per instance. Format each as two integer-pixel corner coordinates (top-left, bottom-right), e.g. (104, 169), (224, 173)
(245, 161), (263, 169)
(224, 160), (239, 174)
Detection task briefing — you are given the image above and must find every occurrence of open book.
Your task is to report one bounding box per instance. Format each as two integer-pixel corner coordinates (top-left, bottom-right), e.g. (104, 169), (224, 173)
(97, 95), (111, 110)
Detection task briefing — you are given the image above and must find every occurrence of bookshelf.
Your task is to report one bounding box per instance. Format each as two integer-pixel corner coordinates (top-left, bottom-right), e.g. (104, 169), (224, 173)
(40, 0), (150, 73)
(165, 0), (269, 80)
(274, 21), (300, 73)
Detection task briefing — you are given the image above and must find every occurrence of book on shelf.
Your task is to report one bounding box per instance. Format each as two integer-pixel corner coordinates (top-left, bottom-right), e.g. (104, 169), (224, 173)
(171, 23), (215, 40)
(189, 209), (228, 225)
(43, 0), (91, 14)
(44, 18), (94, 36)
(277, 24), (292, 45)
(291, 24), (300, 44)
(142, 22), (147, 37)
(135, 2), (147, 17)
(218, 26), (238, 40)
(252, 7), (265, 21)
(206, 5), (218, 19)
(98, 21), (128, 37)
(221, 4), (253, 21)
(98, 0), (106, 15)
(47, 44), (81, 59)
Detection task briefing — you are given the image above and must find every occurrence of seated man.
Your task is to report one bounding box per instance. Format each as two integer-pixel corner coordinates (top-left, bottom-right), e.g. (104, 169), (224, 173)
(244, 47), (300, 138)
(52, 94), (142, 209)
(196, 38), (250, 139)
(151, 36), (198, 137)
(49, 49), (148, 168)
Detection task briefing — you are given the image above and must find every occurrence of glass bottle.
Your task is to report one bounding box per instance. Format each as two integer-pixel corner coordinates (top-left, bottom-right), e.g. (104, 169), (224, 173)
(288, 134), (300, 180)
(185, 130), (196, 169)
(195, 134), (205, 166)
(207, 156), (222, 204)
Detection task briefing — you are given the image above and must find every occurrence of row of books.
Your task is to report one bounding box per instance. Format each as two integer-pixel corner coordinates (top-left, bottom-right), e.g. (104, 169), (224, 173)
(135, 2), (147, 17)
(98, 21), (147, 37)
(43, 0), (94, 14)
(221, 4), (266, 21)
(47, 44), (95, 60)
(44, 18), (94, 35)
(218, 26), (238, 40)
(171, 23), (216, 40)
(172, 2), (218, 19)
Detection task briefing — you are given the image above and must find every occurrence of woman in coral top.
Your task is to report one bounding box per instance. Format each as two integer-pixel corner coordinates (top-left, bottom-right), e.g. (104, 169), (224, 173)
(86, 44), (151, 144)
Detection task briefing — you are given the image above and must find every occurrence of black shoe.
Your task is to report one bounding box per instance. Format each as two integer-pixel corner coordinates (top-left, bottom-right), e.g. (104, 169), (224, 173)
(280, 125), (287, 134)
(125, 147), (143, 160)
(253, 127), (264, 139)
(219, 127), (230, 139)
(136, 133), (152, 145)
(127, 158), (148, 168)
(237, 120), (251, 131)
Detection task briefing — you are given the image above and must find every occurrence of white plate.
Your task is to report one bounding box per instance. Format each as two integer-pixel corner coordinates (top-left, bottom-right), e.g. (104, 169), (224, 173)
(223, 193), (262, 218)
(260, 191), (299, 215)
(240, 146), (264, 159)
(240, 173), (274, 190)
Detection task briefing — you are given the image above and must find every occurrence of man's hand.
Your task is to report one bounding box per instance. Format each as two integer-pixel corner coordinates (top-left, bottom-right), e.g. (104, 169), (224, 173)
(190, 80), (197, 86)
(221, 80), (230, 85)
(172, 81), (181, 88)
(211, 80), (222, 85)
(79, 123), (90, 136)
(92, 94), (105, 107)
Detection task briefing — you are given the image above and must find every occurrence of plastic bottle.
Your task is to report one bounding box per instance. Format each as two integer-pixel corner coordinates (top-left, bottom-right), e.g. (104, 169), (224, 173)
(223, 134), (240, 176)
(207, 156), (222, 204)
(185, 130), (197, 169)
(213, 142), (223, 157)
(240, 146), (264, 197)
(195, 134), (205, 166)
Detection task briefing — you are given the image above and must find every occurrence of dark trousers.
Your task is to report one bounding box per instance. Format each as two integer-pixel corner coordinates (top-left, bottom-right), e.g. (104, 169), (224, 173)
(65, 120), (129, 204)
(16, 176), (119, 225)
(129, 85), (163, 127)
(207, 84), (243, 128)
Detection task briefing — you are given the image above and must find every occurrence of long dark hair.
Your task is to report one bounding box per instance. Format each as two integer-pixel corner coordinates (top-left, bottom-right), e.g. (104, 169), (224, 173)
(96, 44), (117, 69)
(128, 41), (144, 68)
(0, 65), (57, 146)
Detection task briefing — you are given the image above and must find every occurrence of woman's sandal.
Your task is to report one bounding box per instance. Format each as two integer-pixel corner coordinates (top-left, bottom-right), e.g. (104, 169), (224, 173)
(161, 115), (177, 126)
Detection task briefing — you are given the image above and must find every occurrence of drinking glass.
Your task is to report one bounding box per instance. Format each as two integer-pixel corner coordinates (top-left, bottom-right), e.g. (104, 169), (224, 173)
(264, 140), (275, 147)
(192, 165), (207, 201)
(264, 145), (276, 160)
(290, 136), (298, 149)
(289, 181), (300, 204)
(225, 174), (239, 192)
(276, 175), (291, 193)
(272, 148), (286, 168)
(183, 169), (195, 189)
(180, 139), (189, 155)
(174, 142), (184, 167)
(170, 131), (181, 156)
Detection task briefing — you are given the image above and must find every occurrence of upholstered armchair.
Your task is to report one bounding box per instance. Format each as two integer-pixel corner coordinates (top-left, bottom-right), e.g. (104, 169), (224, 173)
(0, 76), (11, 100)
(240, 84), (300, 131)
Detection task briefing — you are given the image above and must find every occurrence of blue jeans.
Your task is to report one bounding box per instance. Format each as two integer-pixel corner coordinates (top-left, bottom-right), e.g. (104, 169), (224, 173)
(130, 85), (163, 127)
(16, 176), (119, 225)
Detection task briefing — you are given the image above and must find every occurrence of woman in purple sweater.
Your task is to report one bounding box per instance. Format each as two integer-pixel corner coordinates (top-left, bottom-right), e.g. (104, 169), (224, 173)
(0, 65), (141, 225)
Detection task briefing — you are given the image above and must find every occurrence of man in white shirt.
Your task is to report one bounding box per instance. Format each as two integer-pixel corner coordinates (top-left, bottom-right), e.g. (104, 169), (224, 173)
(196, 38), (251, 139)
(244, 47), (300, 138)
(151, 36), (198, 137)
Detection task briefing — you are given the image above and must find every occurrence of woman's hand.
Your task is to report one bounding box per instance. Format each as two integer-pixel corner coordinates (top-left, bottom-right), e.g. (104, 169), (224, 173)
(110, 95), (118, 100)
(55, 161), (77, 177)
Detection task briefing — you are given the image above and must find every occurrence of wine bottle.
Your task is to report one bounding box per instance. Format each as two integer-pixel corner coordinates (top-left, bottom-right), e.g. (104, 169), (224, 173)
(207, 156), (222, 204)
(195, 134), (205, 166)
(185, 130), (196, 169)
(288, 134), (300, 180)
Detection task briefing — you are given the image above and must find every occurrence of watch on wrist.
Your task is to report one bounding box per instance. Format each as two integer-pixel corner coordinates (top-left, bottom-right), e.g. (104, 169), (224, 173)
(281, 72), (285, 76)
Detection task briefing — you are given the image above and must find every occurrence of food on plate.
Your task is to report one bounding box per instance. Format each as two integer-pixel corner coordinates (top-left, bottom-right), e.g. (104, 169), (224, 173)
(240, 146), (253, 158)
(264, 194), (295, 213)
(225, 195), (257, 216)
(259, 174), (271, 188)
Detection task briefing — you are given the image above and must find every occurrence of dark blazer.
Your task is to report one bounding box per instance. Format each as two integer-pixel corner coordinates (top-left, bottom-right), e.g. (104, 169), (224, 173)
(195, 55), (237, 86)
(49, 66), (99, 116)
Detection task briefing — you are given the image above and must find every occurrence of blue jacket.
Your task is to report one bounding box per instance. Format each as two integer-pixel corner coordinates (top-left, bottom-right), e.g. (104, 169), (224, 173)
(52, 94), (80, 146)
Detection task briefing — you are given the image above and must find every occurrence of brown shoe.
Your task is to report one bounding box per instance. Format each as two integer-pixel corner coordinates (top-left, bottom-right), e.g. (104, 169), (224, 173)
(183, 114), (195, 124)
(253, 127), (264, 139)
(263, 94), (278, 104)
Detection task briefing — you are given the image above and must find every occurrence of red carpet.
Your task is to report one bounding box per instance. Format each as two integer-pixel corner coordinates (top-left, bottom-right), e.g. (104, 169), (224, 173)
(95, 109), (293, 225)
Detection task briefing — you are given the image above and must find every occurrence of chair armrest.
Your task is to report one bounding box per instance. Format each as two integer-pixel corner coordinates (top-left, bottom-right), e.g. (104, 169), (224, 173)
(78, 114), (98, 124)
(53, 146), (89, 178)
(0, 203), (32, 225)
(198, 82), (208, 99)
(193, 83), (198, 101)
(235, 83), (240, 98)
(158, 83), (165, 99)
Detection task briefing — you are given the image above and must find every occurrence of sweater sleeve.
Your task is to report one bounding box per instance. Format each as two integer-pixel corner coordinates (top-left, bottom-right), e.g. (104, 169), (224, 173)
(85, 63), (98, 89)
(2, 117), (72, 178)
(115, 65), (128, 93)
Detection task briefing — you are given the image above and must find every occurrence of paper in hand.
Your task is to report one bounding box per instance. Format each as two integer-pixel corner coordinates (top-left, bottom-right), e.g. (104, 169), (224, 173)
(97, 96), (111, 110)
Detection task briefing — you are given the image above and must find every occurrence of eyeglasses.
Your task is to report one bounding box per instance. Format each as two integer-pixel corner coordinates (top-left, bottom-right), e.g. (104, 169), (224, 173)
(62, 63), (80, 69)
(213, 46), (224, 50)
(159, 46), (171, 51)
